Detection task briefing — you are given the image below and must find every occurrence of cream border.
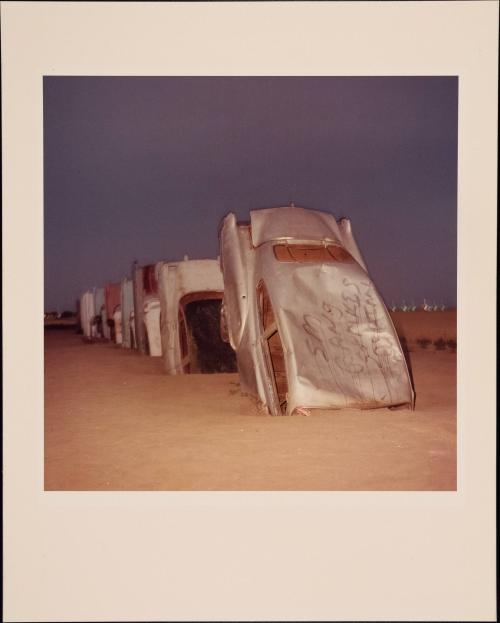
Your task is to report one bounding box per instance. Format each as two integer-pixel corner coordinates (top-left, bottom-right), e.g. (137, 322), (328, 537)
(2, 2), (497, 621)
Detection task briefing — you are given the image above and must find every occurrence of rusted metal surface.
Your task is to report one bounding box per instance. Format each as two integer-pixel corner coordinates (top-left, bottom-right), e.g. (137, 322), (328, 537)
(219, 206), (414, 416)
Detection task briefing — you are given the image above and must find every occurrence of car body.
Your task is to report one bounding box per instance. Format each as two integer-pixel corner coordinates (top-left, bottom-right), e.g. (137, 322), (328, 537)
(120, 277), (135, 348)
(158, 258), (236, 374)
(105, 282), (122, 344)
(132, 261), (163, 356)
(219, 206), (415, 415)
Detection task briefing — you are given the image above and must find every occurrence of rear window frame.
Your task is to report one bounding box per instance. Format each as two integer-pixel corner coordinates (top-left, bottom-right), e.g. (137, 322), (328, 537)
(273, 242), (354, 263)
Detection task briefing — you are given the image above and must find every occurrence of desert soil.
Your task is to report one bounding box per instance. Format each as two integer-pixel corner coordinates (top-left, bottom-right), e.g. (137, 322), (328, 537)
(45, 328), (456, 491)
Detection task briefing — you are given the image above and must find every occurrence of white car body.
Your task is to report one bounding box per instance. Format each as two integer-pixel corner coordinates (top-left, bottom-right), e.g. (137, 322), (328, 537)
(219, 206), (414, 416)
(158, 258), (236, 374)
(79, 290), (95, 338)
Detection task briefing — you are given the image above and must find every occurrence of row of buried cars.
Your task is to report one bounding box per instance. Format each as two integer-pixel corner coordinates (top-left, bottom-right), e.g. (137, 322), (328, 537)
(80, 206), (415, 416)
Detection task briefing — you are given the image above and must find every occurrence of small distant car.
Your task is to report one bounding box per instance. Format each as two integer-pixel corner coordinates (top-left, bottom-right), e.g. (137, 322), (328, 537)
(219, 205), (414, 415)
(120, 277), (135, 349)
(132, 261), (163, 356)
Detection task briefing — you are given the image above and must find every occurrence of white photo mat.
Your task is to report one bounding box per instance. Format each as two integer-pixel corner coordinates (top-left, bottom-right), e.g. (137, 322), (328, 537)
(2, 2), (497, 621)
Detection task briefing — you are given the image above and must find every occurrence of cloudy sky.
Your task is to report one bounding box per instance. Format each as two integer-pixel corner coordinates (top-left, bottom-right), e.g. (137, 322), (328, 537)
(44, 76), (457, 311)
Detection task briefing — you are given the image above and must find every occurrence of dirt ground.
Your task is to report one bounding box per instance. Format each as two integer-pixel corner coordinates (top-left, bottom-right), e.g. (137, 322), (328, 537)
(44, 325), (456, 491)
(389, 309), (456, 350)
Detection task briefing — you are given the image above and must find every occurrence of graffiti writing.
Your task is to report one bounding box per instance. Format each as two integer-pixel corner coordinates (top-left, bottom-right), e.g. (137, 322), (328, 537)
(302, 278), (404, 404)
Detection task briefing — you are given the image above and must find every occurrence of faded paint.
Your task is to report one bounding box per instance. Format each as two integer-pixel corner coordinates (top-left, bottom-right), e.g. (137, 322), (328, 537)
(219, 206), (414, 416)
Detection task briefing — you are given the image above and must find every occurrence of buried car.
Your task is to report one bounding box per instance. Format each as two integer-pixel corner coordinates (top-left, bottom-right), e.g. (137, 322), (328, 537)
(219, 206), (415, 416)
(92, 286), (105, 338)
(158, 258), (236, 374)
(120, 277), (135, 349)
(132, 261), (163, 356)
(105, 281), (122, 344)
(80, 287), (106, 340)
(79, 289), (95, 339)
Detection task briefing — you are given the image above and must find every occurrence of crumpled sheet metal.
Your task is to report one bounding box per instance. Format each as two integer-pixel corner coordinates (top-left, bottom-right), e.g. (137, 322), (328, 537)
(219, 206), (414, 415)
(158, 259), (225, 374)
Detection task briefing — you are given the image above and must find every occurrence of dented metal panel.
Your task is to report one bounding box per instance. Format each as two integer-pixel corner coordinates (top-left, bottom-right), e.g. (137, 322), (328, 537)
(219, 206), (414, 415)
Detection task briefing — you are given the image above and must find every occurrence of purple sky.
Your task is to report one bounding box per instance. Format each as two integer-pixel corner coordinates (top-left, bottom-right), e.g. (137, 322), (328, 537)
(44, 76), (457, 312)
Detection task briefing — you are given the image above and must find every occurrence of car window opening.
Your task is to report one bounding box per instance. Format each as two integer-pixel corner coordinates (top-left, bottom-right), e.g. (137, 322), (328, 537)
(180, 293), (237, 373)
(273, 243), (354, 263)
